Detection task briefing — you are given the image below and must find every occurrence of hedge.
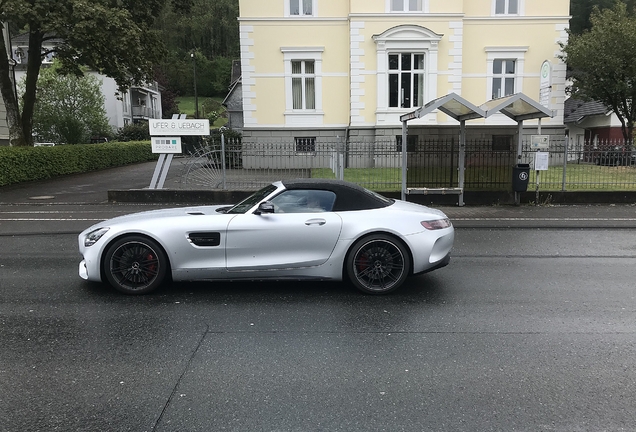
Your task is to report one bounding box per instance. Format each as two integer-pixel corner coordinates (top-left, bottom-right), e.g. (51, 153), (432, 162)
(0, 141), (158, 187)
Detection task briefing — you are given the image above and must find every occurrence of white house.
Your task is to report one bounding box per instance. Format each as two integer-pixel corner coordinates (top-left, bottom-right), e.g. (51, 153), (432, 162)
(10, 33), (162, 135)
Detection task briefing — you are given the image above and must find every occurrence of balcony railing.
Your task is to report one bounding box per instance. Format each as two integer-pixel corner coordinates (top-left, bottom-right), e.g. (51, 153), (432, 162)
(132, 106), (160, 119)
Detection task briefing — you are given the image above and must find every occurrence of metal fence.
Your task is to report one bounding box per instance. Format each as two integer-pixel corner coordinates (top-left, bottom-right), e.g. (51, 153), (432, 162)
(177, 135), (636, 192)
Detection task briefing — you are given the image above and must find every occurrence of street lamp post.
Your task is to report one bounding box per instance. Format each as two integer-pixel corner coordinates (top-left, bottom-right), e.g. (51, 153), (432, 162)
(190, 52), (199, 118)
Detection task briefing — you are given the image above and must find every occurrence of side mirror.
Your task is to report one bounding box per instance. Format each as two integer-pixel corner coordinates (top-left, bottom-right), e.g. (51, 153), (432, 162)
(255, 201), (275, 215)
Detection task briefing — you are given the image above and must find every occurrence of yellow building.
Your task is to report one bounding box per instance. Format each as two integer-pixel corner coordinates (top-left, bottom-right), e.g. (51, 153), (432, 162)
(238, 0), (570, 144)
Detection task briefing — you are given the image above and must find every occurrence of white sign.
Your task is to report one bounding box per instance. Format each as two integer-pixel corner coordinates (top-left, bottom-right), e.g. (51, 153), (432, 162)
(534, 151), (549, 171)
(539, 60), (551, 107)
(151, 137), (182, 154)
(149, 119), (210, 136)
(531, 135), (550, 151)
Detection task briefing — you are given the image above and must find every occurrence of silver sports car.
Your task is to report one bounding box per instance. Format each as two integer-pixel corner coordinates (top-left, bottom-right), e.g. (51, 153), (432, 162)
(78, 179), (454, 295)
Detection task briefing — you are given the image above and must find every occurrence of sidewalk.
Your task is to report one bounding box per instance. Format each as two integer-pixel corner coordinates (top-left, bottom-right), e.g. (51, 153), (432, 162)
(1, 161), (635, 227)
(0, 161), (168, 204)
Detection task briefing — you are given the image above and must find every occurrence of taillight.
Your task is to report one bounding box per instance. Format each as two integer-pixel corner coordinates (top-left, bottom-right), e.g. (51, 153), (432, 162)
(421, 218), (452, 230)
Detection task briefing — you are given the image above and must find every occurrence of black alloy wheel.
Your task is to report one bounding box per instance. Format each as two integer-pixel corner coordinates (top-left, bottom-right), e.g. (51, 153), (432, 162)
(103, 236), (168, 294)
(346, 234), (410, 294)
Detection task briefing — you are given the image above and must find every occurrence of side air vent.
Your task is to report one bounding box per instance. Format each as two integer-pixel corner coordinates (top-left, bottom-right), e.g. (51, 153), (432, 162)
(187, 232), (221, 247)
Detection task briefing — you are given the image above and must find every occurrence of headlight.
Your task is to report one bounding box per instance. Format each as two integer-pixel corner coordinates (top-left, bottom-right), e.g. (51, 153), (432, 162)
(84, 227), (109, 247)
(421, 218), (452, 230)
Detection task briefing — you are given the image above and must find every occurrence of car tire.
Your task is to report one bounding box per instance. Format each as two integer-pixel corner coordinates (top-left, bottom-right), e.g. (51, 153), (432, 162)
(346, 234), (410, 294)
(103, 236), (168, 295)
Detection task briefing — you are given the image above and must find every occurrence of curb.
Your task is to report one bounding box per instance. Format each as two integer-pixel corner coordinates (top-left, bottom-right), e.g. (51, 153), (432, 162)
(108, 189), (636, 206)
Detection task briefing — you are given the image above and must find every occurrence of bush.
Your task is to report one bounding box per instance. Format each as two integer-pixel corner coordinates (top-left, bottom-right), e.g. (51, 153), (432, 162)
(0, 141), (157, 187)
(115, 122), (151, 142)
(210, 127), (242, 141)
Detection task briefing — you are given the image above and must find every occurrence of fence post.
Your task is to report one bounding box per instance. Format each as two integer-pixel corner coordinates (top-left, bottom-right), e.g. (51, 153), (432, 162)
(562, 136), (568, 191)
(338, 139), (345, 180)
(221, 133), (227, 190)
(401, 120), (408, 201)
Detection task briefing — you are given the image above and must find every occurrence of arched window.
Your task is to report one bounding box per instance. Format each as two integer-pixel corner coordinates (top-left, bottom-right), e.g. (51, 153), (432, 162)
(373, 26), (442, 122)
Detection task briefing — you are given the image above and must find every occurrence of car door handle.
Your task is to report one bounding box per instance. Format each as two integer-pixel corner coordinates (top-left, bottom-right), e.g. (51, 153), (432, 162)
(305, 218), (327, 226)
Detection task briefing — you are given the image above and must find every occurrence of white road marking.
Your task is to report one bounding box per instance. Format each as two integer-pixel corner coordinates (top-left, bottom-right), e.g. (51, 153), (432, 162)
(0, 218), (103, 221)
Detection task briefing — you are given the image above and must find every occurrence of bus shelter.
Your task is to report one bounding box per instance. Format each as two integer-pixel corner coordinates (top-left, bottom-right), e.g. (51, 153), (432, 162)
(480, 94), (555, 205)
(400, 93), (555, 206)
(480, 93), (555, 159)
(400, 93), (485, 206)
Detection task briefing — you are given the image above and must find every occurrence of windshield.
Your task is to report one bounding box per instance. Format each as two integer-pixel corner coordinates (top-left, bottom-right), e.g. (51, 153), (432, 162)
(226, 184), (278, 214)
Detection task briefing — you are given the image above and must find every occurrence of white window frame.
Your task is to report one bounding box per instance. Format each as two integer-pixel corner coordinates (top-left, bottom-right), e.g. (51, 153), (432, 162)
(281, 47), (324, 126)
(374, 26), (441, 124)
(123, 91), (129, 113)
(492, 0), (524, 16)
(491, 59), (516, 100)
(485, 47), (527, 101)
(387, 53), (426, 109)
(285, 0), (317, 17)
(291, 59), (316, 110)
(386, 0), (429, 13)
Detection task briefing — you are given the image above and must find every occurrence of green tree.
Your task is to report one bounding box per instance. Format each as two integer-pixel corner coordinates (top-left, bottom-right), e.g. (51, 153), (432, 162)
(561, 1), (636, 142)
(154, 66), (180, 118)
(160, 0), (239, 60)
(570, 0), (636, 34)
(21, 63), (111, 144)
(0, 0), (167, 146)
(156, 0), (239, 98)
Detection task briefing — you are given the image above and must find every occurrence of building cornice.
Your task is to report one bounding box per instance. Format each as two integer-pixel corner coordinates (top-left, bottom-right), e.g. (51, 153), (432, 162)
(464, 16), (571, 21)
(239, 15), (570, 22)
(238, 17), (348, 22)
(350, 13), (464, 18)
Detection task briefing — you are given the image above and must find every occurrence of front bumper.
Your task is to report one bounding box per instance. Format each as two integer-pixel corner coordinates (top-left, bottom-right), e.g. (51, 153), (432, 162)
(79, 260), (88, 280)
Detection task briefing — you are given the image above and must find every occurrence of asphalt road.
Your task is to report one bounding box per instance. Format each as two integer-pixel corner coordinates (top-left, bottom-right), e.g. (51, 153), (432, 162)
(1, 202), (635, 431)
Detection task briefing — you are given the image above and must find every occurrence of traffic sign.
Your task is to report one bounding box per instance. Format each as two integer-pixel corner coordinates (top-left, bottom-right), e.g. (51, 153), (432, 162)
(531, 135), (549, 151)
(149, 119), (210, 136)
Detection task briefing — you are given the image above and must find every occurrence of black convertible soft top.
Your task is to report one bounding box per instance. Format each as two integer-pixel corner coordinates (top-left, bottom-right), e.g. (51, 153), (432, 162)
(281, 179), (393, 212)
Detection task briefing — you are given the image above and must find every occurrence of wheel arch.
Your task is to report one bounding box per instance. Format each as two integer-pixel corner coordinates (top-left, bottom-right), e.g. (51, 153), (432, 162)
(342, 230), (414, 280)
(99, 232), (173, 283)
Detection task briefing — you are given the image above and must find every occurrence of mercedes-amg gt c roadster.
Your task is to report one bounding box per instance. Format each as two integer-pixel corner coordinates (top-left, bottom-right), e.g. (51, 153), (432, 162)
(79, 179), (454, 295)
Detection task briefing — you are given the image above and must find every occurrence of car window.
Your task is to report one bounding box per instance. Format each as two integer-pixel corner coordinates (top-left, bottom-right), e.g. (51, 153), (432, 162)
(226, 184), (278, 214)
(270, 189), (336, 213)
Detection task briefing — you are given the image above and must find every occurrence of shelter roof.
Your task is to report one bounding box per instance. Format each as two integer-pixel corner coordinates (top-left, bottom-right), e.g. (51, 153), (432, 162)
(400, 93), (485, 123)
(480, 93), (554, 121)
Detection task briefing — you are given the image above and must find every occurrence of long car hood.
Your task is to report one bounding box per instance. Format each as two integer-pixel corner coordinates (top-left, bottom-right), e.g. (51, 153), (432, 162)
(101, 205), (231, 225)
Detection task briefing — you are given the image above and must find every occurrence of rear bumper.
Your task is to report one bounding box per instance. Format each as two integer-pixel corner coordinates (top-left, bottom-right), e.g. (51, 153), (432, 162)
(407, 228), (454, 274)
(414, 252), (450, 275)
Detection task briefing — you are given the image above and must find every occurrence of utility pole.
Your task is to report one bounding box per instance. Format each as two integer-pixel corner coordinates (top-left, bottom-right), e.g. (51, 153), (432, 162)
(190, 52), (199, 118)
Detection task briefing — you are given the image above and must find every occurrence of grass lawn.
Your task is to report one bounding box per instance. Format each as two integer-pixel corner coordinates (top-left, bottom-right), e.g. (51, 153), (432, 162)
(176, 96), (228, 128)
(527, 163), (636, 191)
(312, 168), (402, 192)
(312, 163), (636, 192)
